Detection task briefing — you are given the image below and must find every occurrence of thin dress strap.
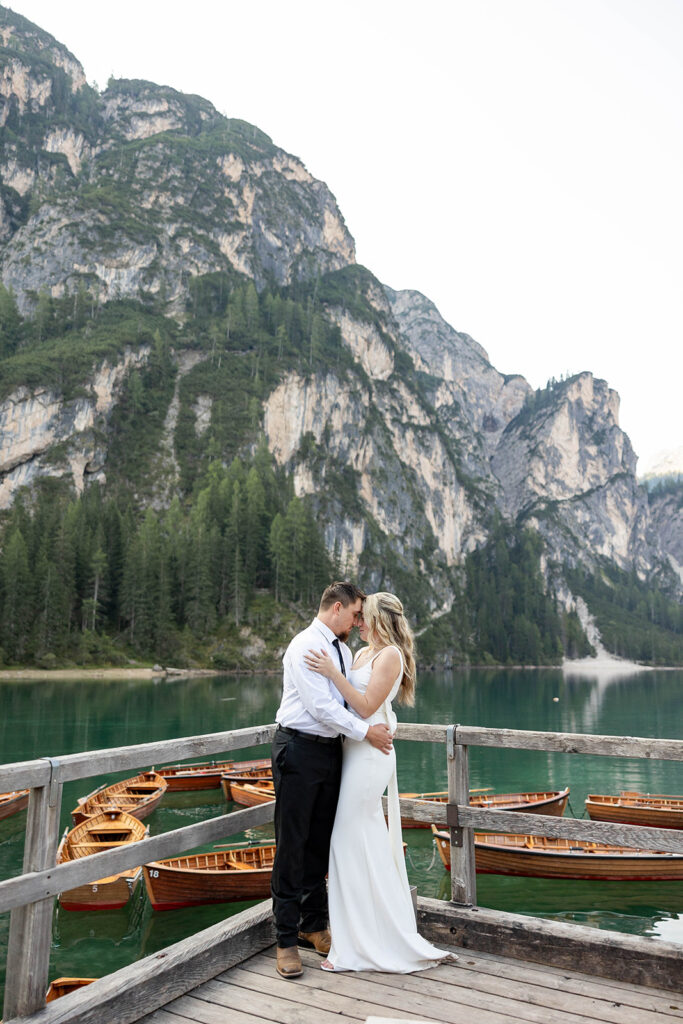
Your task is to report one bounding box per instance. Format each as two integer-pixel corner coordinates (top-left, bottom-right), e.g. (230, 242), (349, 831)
(368, 644), (403, 675)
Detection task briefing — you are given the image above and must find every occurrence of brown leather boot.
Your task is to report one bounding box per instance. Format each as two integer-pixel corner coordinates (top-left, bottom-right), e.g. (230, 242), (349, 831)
(298, 929), (331, 955)
(276, 945), (303, 978)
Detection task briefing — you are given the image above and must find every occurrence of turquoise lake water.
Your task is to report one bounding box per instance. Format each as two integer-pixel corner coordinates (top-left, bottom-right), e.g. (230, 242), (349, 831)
(1, 666), (681, 1001)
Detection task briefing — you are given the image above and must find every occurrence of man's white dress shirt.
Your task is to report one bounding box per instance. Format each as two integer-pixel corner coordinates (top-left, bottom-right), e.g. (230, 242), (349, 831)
(276, 618), (369, 742)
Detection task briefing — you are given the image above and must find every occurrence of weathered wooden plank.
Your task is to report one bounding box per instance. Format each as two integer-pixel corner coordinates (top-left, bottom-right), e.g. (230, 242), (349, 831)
(198, 970), (378, 1019)
(4, 722), (682, 793)
(145, 992), (275, 1024)
(419, 799), (683, 853)
(381, 958), (678, 1024)
(218, 958), (441, 1022)
(416, 896), (683, 994)
(262, 947), (591, 1024)
(456, 946), (683, 1011)
(387, 798), (683, 854)
(212, 965), (452, 1023)
(466, 945), (683, 1012)
(3, 782), (63, 1022)
(0, 801), (273, 915)
(137, 1011), (199, 1024)
(455, 725), (683, 760)
(441, 951), (683, 1019)
(0, 759), (51, 792)
(4, 900), (275, 1024)
(394, 723), (449, 744)
(332, 958), (672, 1024)
(0, 724), (277, 791)
(456, 806), (683, 853)
(449, 733), (476, 905)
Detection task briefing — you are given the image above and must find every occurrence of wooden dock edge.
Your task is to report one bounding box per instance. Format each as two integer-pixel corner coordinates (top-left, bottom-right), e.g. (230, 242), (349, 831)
(5, 900), (276, 1024)
(417, 896), (682, 994)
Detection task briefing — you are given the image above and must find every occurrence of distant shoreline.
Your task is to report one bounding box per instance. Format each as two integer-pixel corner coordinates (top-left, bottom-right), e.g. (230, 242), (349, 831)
(0, 667), (220, 681)
(0, 658), (675, 682)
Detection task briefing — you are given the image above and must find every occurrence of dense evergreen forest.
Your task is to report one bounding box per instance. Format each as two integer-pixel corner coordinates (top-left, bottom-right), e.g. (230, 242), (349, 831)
(566, 562), (683, 666)
(1, 276), (682, 668)
(0, 447), (334, 669)
(417, 521), (593, 667)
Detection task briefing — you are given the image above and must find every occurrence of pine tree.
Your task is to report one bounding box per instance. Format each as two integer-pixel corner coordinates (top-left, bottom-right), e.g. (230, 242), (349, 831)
(244, 282), (260, 333)
(1, 528), (32, 661)
(269, 513), (285, 603)
(34, 286), (54, 342)
(85, 547), (108, 632)
(0, 283), (21, 357)
(245, 466), (268, 587)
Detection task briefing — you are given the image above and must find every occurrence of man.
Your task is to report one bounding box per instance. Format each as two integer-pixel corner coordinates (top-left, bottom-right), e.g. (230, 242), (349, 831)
(271, 581), (394, 979)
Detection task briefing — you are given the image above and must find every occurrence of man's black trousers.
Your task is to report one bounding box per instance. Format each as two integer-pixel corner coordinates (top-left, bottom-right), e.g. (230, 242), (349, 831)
(270, 727), (342, 948)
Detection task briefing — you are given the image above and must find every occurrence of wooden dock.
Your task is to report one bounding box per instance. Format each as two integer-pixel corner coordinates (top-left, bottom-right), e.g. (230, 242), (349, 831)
(139, 944), (683, 1024)
(2, 721), (682, 1023)
(14, 897), (681, 1024)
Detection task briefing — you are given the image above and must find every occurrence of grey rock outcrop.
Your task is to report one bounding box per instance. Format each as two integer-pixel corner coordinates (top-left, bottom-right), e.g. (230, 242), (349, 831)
(0, 348), (149, 506)
(0, 12), (354, 314)
(648, 488), (683, 582)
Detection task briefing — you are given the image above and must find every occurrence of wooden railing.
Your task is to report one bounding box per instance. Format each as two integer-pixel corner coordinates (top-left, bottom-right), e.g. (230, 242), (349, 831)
(0, 724), (276, 1021)
(425, 725), (683, 905)
(2, 721), (683, 1022)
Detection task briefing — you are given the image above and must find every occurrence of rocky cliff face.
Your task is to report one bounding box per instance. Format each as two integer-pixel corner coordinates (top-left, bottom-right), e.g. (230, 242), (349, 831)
(386, 286), (531, 472)
(648, 488), (683, 583)
(490, 374), (652, 572)
(0, 10), (354, 314)
(0, 5), (679, 644)
(0, 347), (149, 506)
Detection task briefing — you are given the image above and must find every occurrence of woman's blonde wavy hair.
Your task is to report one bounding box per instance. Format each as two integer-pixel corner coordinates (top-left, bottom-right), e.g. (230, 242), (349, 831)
(363, 592), (416, 706)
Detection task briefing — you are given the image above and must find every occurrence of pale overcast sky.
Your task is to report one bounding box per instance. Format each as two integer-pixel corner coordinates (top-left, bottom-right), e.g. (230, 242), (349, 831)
(6, 0), (683, 471)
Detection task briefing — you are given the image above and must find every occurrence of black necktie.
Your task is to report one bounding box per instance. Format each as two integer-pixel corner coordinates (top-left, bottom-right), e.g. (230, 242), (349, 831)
(332, 638), (346, 677)
(332, 638), (348, 708)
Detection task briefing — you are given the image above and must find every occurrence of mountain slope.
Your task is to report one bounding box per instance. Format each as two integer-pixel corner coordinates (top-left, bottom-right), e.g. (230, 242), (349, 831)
(0, 5), (681, 667)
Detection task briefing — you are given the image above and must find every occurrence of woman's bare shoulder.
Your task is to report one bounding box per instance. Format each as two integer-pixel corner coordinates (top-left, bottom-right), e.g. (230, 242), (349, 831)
(374, 645), (401, 668)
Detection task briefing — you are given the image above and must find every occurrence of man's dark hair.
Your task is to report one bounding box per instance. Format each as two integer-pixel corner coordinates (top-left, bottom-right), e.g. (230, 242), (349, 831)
(319, 581), (366, 611)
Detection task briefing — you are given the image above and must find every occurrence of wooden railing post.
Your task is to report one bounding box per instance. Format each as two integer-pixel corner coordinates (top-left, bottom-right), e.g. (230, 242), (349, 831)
(447, 725), (476, 906)
(3, 759), (63, 1022)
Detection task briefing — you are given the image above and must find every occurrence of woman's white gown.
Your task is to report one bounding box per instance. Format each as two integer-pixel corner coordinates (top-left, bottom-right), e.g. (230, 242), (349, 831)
(326, 647), (451, 972)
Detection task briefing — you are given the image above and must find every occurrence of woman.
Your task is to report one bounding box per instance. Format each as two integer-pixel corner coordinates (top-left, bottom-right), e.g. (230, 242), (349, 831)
(304, 591), (454, 973)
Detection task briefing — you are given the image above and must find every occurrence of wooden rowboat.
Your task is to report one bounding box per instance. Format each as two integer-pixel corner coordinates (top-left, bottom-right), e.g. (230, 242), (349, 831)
(0, 789), (29, 821)
(221, 765), (272, 801)
(400, 787), (570, 828)
(46, 978), (97, 1002)
(586, 792), (683, 830)
(156, 758), (271, 791)
(431, 826), (683, 881)
(229, 780), (275, 807)
(57, 810), (148, 910)
(155, 759), (237, 791)
(71, 772), (167, 825)
(144, 844), (275, 910)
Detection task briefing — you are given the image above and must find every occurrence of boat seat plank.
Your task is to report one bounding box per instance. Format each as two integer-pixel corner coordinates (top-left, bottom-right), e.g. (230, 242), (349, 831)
(70, 841), (136, 848)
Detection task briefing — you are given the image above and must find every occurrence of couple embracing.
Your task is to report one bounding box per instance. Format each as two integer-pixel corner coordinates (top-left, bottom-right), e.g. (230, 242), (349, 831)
(271, 581), (454, 978)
